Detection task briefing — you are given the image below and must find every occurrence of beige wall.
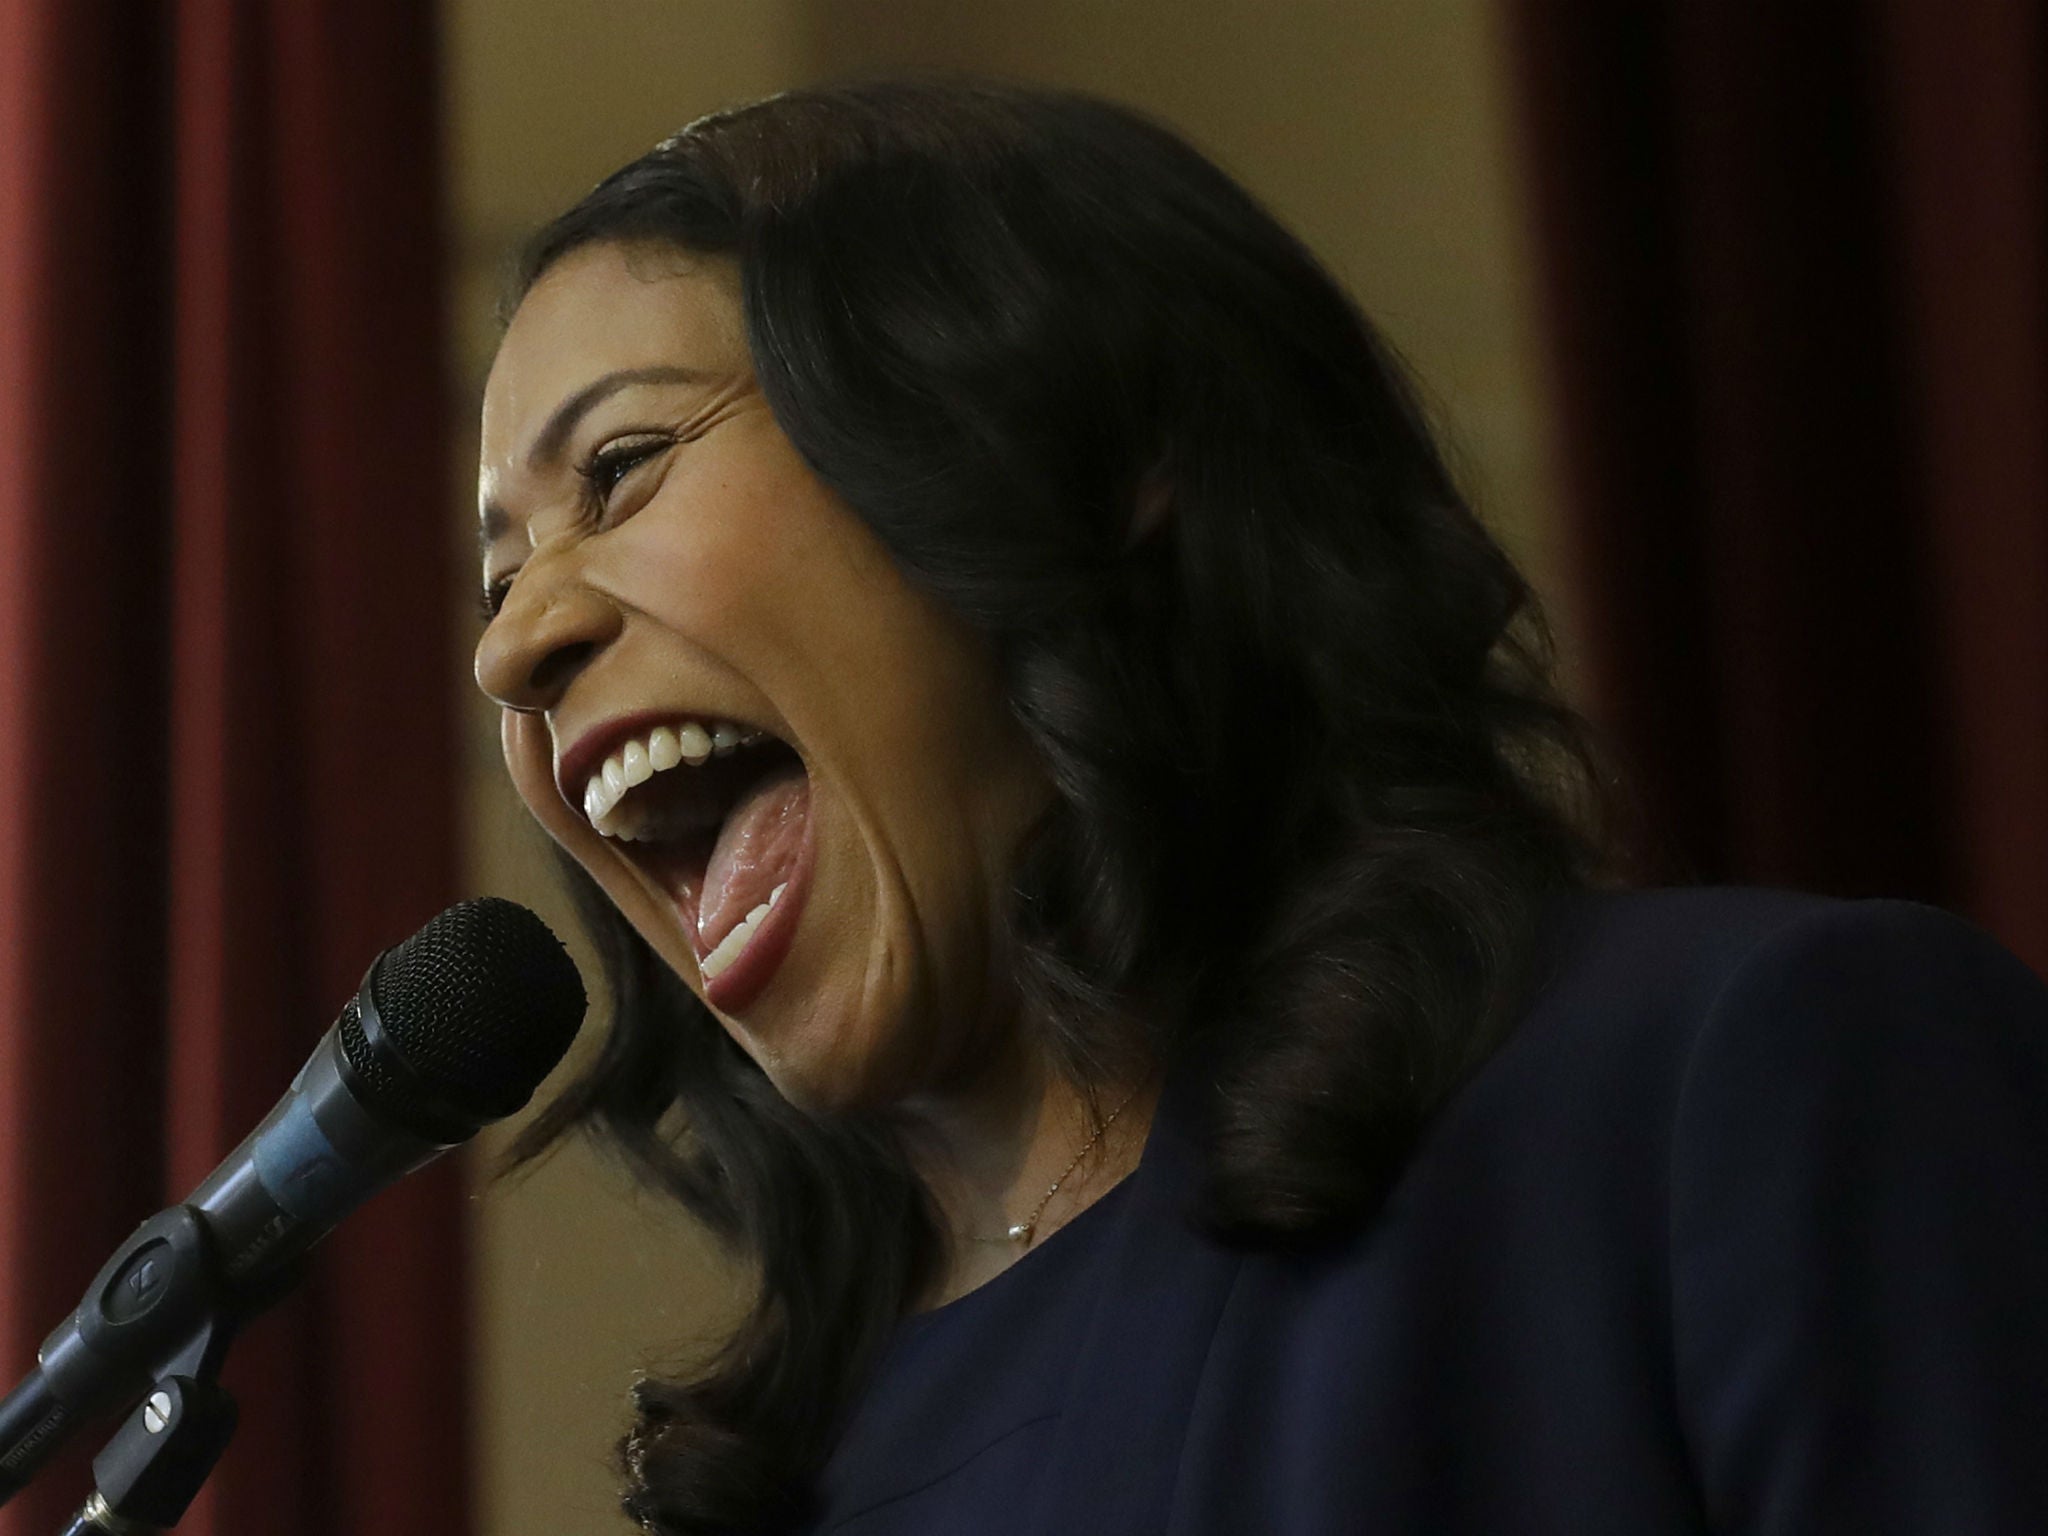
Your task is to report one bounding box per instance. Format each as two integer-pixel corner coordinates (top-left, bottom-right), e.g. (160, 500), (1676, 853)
(444, 4), (1569, 1531)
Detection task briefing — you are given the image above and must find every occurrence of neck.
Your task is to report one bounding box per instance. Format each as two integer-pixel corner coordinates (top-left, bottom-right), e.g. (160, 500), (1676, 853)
(891, 1040), (1160, 1308)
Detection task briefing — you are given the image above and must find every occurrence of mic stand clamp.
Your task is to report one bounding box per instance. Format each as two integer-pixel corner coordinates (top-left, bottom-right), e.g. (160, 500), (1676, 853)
(57, 1371), (238, 1536)
(54, 1287), (242, 1535)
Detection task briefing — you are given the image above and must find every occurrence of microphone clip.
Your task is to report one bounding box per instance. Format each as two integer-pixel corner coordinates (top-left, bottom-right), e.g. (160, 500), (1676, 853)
(64, 1369), (239, 1535)
(17, 1205), (266, 1532)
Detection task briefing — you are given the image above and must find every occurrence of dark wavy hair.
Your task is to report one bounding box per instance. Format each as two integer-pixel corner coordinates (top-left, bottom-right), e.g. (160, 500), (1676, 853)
(499, 78), (1636, 1535)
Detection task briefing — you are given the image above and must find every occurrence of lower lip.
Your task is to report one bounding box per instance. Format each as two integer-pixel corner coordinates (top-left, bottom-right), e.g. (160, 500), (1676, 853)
(699, 804), (816, 1017)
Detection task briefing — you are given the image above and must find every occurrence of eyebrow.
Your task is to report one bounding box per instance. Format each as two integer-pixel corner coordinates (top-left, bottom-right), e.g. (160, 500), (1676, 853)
(526, 364), (714, 471)
(478, 364), (714, 553)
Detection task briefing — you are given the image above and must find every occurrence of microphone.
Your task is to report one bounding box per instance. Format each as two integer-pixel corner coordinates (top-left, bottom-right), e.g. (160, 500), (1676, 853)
(0, 896), (586, 1504)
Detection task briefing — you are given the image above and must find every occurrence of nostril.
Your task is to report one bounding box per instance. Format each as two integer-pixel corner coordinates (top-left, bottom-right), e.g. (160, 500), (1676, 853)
(530, 641), (596, 696)
(472, 565), (618, 710)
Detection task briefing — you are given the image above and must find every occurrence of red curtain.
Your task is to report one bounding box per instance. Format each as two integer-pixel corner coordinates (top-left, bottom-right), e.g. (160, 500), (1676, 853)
(1508, 1), (2048, 975)
(0, 3), (464, 1534)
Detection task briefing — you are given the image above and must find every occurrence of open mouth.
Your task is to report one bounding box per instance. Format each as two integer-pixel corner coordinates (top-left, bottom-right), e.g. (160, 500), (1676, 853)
(567, 719), (815, 1013)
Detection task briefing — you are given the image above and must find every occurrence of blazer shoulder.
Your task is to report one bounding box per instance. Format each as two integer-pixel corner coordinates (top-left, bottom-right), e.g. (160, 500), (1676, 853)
(1538, 886), (2047, 1062)
(1480, 886), (2038, 1143)
(1671, 893), (2048, 1128)
(1512, 883), (1857, 1063)
(1659, 897), (2048, 1529)
(1537, 882), (1849, 1002)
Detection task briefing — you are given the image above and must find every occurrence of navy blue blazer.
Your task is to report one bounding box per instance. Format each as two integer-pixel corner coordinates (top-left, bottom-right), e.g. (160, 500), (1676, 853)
(805, 886), (2048, 1534)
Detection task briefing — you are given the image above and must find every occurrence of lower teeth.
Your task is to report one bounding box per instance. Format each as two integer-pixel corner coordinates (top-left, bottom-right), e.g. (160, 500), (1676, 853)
(699, 881), (789, 982)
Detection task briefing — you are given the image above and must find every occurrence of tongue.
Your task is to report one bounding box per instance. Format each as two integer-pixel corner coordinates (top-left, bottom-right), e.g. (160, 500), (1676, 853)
(697, 765), (809, 953)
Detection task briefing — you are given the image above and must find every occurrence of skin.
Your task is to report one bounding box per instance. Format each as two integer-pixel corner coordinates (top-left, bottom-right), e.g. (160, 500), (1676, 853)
(474, 243), (1155, 1303)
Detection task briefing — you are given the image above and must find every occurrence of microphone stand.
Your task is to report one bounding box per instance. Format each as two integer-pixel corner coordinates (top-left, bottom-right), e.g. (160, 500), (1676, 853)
(52, 1322), (239, 1535)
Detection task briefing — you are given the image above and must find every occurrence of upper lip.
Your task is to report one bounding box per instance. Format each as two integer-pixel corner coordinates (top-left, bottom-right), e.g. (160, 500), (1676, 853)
(555, 707), (769, 815)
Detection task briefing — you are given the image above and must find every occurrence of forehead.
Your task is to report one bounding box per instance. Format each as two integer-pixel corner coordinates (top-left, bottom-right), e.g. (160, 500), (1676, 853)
(480, 243), (747, 469)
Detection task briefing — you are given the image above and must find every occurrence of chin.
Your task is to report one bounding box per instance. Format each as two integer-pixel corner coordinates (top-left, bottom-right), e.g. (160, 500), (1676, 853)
(738, 1049), (859, 1120)
(750, 1010), (929, 1122)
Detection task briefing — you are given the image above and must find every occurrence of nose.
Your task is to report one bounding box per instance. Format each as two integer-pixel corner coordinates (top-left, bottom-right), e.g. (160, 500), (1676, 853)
(473, 546), (623, 712)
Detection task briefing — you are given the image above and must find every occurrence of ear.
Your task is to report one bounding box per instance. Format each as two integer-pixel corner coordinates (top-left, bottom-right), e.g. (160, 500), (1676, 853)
(1126, 461), (1174, 550)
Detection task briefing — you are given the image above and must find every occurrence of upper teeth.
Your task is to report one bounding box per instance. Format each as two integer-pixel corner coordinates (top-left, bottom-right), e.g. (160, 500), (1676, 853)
(581, 720), (765, 835)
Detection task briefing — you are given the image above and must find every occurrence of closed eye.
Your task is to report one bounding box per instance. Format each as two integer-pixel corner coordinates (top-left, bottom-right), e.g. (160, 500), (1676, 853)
(477, 431), (677, 624)
(479, 574), (514, 622)
(578, 433), (674, 507)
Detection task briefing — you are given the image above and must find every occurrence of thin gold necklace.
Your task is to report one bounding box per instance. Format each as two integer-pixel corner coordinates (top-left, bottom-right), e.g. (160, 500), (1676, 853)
(960, 1082), (1145, 1247)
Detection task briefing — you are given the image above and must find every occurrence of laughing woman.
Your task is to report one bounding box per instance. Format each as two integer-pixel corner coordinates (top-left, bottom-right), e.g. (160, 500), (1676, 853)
(472, 82), (2048, 1536)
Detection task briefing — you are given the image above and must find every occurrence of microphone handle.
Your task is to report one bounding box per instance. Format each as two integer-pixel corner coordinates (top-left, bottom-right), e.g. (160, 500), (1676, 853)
(0, 1370), (63, 1505)
(180, 1028), (448, 1283)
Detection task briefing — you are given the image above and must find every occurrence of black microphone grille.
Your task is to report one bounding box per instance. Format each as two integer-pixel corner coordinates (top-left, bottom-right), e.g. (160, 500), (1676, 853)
(350, 897), (587, 1129)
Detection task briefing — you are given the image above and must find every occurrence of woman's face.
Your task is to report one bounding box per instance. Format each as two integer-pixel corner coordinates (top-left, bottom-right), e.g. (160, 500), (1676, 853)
(475, 242), (1053, 1112)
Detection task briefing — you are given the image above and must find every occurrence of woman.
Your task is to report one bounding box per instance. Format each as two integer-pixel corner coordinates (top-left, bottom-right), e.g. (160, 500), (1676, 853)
(472, 81), (2048, 1535)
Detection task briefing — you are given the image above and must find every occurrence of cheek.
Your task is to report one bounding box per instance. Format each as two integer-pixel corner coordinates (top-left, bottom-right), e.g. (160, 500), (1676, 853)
(611, 444), (813, 632)
(501, 711), (570, 835)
